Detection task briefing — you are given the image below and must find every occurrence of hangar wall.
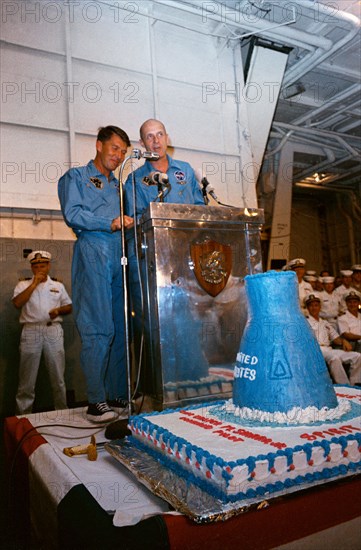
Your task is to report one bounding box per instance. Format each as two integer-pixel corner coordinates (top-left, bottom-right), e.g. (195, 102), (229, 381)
(1, 0), (246, 216)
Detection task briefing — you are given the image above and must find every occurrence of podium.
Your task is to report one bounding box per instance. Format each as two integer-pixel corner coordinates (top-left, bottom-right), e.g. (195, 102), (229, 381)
(137, 203), (264, 409)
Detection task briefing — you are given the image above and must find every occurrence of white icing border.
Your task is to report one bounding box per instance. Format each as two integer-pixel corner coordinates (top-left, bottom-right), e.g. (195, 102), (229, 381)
(221, 396), (351, 425)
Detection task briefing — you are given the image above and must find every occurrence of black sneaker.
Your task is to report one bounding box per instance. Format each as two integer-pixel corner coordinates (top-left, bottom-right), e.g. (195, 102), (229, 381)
(108, 398), (132, 414)
(86, 402), (118, 423)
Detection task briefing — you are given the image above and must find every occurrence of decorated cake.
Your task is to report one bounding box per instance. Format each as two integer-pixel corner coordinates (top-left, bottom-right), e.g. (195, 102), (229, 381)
(128, 386), (361, 502)
(127, 272), (361, 504)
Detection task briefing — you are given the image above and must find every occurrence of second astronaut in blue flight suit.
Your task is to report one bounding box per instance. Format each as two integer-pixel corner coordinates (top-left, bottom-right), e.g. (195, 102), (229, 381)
(125, 119), (205, 219)
(124, 119), (205, 380)
(58, 126), (134, 423)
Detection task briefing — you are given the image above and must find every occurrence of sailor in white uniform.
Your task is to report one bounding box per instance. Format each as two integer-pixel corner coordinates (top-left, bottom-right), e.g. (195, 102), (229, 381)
(318, 276), (340, 329)
(337, 289), (361, 352)
(334, 270), (354, 313)
(288, 258), (313, 314)
(351, 264), (361, 293)
(12, 251), (72, 414)
(305, 294), (361, 386)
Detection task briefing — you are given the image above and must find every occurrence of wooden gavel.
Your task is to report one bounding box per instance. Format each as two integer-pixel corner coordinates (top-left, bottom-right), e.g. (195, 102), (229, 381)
(63, 435), (97, 461)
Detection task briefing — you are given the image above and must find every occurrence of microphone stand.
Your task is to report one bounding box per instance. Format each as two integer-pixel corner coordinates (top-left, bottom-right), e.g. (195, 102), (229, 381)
(106, 149), (159, 440)
(201, 181), (209, 205)
(157, 182), (164, 202)
(118, 154), (133, 422)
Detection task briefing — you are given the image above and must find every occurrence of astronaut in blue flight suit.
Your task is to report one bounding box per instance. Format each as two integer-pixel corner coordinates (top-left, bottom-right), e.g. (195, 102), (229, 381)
(124, 119), (205, 380)
(124, 122), (205, 220)
(58, 126), (134, 423)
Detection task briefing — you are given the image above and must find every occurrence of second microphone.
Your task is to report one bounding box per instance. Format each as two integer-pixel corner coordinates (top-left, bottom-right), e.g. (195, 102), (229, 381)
(142, 172), (170, 186)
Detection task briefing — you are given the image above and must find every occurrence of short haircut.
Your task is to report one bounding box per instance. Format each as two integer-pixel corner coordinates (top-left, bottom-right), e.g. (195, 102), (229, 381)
(97, 126), (130, 147)
(139, 119), (166, 141)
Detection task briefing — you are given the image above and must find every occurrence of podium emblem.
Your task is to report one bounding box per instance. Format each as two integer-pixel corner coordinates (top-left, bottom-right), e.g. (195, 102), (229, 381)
(190, 239), (232, 297)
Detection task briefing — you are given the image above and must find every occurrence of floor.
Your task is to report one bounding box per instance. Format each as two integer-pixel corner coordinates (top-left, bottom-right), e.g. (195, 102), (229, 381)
(275, 518), (361, 550)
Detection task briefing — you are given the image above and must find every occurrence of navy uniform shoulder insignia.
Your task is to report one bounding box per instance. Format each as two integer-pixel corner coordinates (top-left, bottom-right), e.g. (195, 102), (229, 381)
(89, 177), (104, 189)
(51, 277), (62, 282)
(19, 277), (31, 281)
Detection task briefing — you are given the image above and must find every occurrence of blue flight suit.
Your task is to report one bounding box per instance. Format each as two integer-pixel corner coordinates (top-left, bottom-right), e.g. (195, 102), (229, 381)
(58, 160), (126, 403)
(124, 155), (205, 220)
(124, 155), (205, 379)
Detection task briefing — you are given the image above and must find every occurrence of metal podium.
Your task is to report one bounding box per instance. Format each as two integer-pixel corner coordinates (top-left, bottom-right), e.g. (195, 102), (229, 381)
(137, 203), (264, 410)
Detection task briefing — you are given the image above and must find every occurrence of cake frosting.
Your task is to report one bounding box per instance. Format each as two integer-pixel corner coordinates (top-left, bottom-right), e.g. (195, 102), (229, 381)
(128, 386), (361, 503)
(220, 394), (351, 425)
(127, 272), (360, 504)
(232, 271), (339, 415)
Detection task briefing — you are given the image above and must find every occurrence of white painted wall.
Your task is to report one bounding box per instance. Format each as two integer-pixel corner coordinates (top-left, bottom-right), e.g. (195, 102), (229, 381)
(1, 0), (253, 240)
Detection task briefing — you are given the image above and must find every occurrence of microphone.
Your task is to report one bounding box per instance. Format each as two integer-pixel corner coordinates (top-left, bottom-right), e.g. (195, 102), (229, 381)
(143, 172), (169, 186)
(201, 177), (218, 201)
(131, 148), (160, 160)
(194, 169), (208, 204)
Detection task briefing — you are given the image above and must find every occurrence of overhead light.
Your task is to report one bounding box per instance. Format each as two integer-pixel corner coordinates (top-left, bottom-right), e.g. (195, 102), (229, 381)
(313, 172), (326, 183)
(298, 172), (334, 186)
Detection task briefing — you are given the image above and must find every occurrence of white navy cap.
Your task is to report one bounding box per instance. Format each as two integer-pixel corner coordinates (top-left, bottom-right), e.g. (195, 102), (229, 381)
(304, 275), (317, 282)
(344, 289), (361, 302)
(351, 265), (361, 272)
(304, 293), (321, 306)
(28, 250), (51, 264)
(305, 270), (316, 276)
(288, 258), (306, 269)
(340, 270), (353, 277)
(322, 276), (335, 284)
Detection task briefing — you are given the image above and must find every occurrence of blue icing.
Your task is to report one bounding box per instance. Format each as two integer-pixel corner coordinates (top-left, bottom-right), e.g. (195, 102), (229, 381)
(246, 457), (256, 473)
(303, 444), (313, 461)
(246, 488), (257, 498)
(284, 448), (294, 466)
(339, 464), (348, 475)
(256, 486), (266, 496)
(266, 453), (276, 468)
(129, 395), (360, 504)
(321, 440), (331, 456)
(130, 402), (360, 482)
(185, 444), (193, 459)
(336, 437), (348, 452)
(284, 478), (294, 488)
(222, 469), (233, 482)
(233, 271), (338, 413)
(130, 429), (361, 503)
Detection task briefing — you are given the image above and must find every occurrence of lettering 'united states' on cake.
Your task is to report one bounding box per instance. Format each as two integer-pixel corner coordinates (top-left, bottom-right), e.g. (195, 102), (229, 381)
(128, 386), (361, 503)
